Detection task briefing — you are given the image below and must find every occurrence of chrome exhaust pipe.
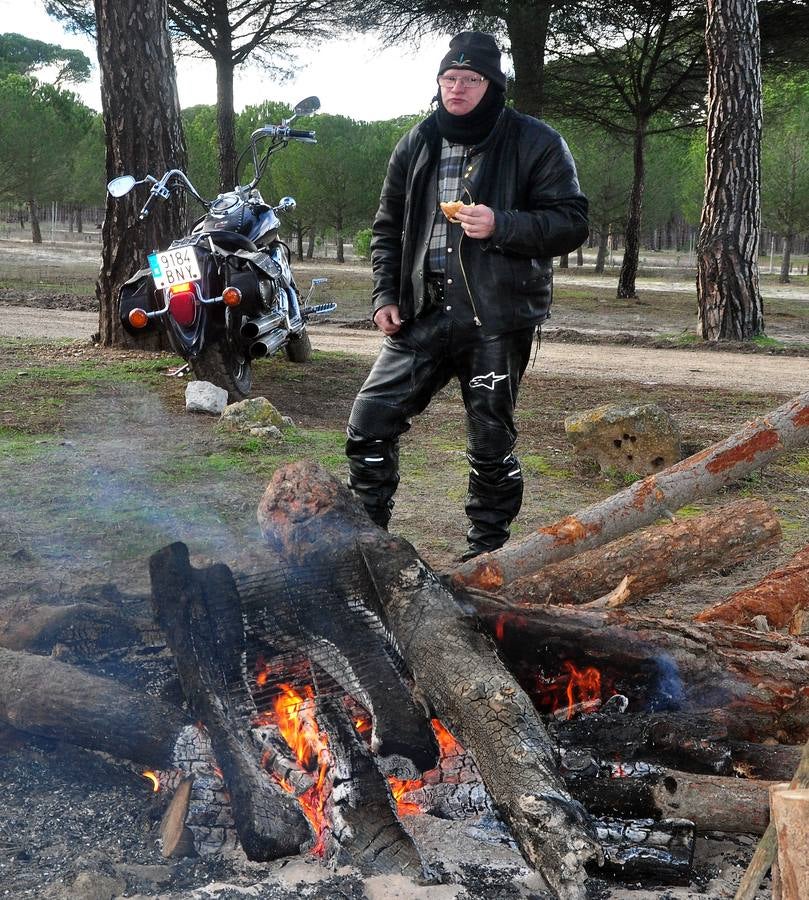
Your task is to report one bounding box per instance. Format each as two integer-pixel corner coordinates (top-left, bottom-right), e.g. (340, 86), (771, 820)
(241, 310), (284, 340)
(249, 327), (287, 358)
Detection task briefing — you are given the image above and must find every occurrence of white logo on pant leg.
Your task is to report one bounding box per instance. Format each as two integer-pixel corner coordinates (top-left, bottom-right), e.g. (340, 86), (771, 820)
(469, 371), (509, 390)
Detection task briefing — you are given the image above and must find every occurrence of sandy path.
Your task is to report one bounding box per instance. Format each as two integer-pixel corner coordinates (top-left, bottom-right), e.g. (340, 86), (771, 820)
(1, 308), (805, 395)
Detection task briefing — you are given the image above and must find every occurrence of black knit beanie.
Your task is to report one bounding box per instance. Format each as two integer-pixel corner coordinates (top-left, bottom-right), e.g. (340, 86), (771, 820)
(437, 31), (506, 92)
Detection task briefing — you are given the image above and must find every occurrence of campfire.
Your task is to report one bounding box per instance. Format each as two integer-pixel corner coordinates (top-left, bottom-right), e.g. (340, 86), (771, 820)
(2, 386), (809, 900)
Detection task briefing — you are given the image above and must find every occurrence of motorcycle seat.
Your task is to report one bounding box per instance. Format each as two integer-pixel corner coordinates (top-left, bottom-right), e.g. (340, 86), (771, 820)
(204, 230), (259, 253)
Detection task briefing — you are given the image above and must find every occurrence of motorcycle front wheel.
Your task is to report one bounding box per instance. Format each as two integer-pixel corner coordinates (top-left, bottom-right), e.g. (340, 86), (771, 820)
(191, 315), (252, 401)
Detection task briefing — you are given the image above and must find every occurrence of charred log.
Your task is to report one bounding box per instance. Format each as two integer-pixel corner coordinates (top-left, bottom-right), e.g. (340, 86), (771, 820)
(594, 817), (695, 885)
(468, 595), (809, 742)
(501, 500), (781, 608)
(0, 645), (187, 768)
(452, 390), (809, 592)
(257, 461), (603, 900)
(149, 542), (311, 860)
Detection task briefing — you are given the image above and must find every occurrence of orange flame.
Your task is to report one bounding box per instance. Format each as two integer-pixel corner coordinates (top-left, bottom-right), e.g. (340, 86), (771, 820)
(262, 683), (331, 855)
(535, 660), (605, 719)
(495, 615), (506, 641)
(142, 770), (160, 792)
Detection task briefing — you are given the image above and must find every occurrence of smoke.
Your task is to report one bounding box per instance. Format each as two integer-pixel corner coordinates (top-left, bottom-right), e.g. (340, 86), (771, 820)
(648, 654), (686, 711)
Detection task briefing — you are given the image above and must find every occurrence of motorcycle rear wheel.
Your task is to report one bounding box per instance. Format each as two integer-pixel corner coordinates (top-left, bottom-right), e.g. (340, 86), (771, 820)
(284, 327), (312, 363)
(192, 338), (252, 401)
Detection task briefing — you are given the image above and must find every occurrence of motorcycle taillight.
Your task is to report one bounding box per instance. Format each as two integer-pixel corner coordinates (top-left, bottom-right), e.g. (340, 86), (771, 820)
(168, 285), (197, 327)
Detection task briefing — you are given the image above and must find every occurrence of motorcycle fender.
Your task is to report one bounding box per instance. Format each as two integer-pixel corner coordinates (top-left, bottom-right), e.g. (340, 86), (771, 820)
(118, 267), (158, 335)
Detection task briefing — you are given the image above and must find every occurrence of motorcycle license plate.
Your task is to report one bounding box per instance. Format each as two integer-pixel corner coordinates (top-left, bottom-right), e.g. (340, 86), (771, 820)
(147, 246), (202, 289)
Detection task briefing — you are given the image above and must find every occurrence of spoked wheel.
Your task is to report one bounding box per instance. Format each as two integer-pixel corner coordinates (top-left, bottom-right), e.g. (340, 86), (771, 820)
(191, 311), (252, 400)
(284, 326), (312, 363)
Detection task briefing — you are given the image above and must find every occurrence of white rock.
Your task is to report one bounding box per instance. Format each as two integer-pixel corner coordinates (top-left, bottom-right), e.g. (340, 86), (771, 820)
(185, 381), (229, 415)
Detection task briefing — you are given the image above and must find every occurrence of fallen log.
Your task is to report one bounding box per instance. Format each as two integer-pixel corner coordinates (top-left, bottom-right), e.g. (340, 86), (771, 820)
(771, 787), (809, 899)
(501, 499), (780, 607)
(452, 389), (809, 592)
(149, 542), (312, 861)
(695, 544), (809, 629)
(0, 645), (188, 768)
(466, 595), (809, 742)
(257, 460), (602, 900)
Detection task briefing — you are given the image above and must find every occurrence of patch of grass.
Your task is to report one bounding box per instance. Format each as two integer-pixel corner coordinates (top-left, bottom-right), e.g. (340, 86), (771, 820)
(521, 453), (573, 477)
(784, 454), (809, 476)
(0, 427), (58, 460)
(752, 334), (786, 350)
(672, 504), (705, 519)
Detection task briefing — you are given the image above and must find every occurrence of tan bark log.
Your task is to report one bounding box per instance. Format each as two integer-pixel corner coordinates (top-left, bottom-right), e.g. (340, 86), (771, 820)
(502, 500), (781, 607)
(771, 788), (809, 900)
(257, 460), (602, 900)
(452, 390), (809, 592)
(0, 645), (188, 767)
(466, 596), (809, 742)
(695, 545), (809, 629)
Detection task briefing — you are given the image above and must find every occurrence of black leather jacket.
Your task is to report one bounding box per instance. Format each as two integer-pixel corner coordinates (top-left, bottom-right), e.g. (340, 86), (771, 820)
(370, 108), (588, 332)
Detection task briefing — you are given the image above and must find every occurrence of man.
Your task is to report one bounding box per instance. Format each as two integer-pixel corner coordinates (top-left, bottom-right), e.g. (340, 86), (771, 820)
(345, 31), (588, 561)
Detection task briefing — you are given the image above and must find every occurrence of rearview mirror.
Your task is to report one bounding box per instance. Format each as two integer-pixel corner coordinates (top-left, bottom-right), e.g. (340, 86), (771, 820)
(107, 175), (137, 198)
(293, 96), (320, 118)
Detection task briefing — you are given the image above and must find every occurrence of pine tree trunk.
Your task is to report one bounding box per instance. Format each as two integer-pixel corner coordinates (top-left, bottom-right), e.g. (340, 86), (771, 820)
(617, 122), (646, 299)
(215, 51), (237, 193)
(94, 0), (187, 348)
(696, 0), (764, 340)
(558, 253), (569, 269)
(28, 198), (41, 244)
(577, 245), (583, 266)
(780, 234), (793, 284)
(504, 0), (552, 118)
(595, 227), (609, 274)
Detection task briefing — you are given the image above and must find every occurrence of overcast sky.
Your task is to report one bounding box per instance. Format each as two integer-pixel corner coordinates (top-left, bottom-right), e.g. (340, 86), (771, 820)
(2, 0), (460, 121)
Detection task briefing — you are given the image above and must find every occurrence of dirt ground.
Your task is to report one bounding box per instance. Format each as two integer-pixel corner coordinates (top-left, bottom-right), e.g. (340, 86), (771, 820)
(1, 244), (808, 899)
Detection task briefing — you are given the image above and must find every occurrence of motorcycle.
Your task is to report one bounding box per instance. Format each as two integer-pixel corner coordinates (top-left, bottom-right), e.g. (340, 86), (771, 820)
(107, 95), (335, 400)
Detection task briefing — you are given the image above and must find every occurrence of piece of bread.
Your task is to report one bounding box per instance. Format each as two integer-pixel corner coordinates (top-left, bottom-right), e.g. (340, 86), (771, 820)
(439, 200), (472, 222)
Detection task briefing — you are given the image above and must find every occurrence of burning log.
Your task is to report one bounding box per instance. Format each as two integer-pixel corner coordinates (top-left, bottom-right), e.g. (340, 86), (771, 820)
(695, 544), (809, 631)
(551, 709), (804, 781)
(595, 817), (695, 884)
(500, 499), (781, 607)
(0, 645), (188, 768)
(468, 596), (809, 742)
(149, 542), (312, 861)
(257, 461), (603, 900)
(452, 389), (809, 592)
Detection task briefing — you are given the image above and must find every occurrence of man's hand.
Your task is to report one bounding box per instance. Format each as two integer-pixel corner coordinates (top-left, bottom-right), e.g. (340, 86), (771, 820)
(373, 304), (402, 335)
(456, 203), (495, 240)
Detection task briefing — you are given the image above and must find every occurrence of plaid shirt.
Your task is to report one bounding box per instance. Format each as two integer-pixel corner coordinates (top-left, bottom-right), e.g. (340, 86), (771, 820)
(427, 140), (472, 275)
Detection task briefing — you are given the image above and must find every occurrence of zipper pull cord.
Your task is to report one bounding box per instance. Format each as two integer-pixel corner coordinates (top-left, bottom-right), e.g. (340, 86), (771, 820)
(457, 185), (482, 327)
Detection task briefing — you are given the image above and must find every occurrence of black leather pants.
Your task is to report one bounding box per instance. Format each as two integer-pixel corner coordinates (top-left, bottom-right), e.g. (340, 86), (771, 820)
(346, 306), (534, 553)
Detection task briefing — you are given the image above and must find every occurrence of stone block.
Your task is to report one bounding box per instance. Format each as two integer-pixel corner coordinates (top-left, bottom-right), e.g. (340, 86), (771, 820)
(564, 402), (681, 476)
(185, 380), (228, 415)
(220, 396), (290, 434)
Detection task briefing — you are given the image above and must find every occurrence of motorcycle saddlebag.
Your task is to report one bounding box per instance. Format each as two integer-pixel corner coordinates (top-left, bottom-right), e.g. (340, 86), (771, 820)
(118, 267), (157, 335)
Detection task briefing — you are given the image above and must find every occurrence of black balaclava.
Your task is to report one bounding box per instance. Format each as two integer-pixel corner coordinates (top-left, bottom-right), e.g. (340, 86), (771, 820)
(434, 31), (506, 146)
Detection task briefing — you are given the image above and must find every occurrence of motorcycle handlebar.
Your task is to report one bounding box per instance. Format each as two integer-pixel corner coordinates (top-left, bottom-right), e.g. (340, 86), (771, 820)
(287, 129), (316, 142)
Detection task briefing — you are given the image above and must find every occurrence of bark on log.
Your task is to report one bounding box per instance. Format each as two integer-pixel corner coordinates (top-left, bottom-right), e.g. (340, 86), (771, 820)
(695, 545), (809, 629)
(771, 788), (809, 900)
(467, 596), (809, 742)
(452, 390), (809, 592)
(257, 460), (603, 900)
(501, 500), (781, 607)
(567, 766), (775, 835)
(149, 542), (311, 861)
(0, 645), (188, 768)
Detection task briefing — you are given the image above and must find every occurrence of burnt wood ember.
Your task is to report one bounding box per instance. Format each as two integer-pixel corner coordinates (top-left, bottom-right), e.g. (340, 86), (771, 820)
(695, 543), (809, 630)
(257, 460), (603, 900)
(594, 817), (695, 884)
(0, 645), (188, 768)
(149, 542), (312, 860)
(467, 595), (809, 742)
(452, 389), (809, 592)
(159, 774), (195, 858)
(499, 499), (781, 607)
(313, 683), (429, 878)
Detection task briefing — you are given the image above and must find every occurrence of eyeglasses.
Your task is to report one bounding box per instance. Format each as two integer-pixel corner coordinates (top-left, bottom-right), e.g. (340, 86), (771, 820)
(438, 74), (488, 89)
